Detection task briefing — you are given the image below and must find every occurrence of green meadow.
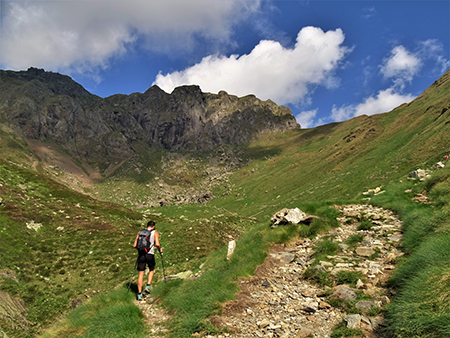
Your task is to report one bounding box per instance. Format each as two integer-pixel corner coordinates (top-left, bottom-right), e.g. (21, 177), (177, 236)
(1, 70), (450, 337)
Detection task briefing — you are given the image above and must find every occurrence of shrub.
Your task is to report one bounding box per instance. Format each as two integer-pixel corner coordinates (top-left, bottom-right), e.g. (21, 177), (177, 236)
(303, 267), (333, 287)
(357, 216), (374, 231)
(314, 239), (339, 257)
(336, 270), (363, 286)
(346, 234), (364, 248)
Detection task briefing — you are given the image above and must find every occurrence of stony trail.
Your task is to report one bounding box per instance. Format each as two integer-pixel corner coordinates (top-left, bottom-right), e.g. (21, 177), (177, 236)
(136, 204), (403, 338)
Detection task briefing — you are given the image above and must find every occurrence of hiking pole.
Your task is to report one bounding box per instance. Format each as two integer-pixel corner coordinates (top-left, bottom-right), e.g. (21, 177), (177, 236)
(160, 251), (166, 282)
(128, 256), (139, 291)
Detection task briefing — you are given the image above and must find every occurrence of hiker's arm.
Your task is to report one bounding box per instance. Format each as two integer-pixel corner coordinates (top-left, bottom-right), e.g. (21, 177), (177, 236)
(133, 233), (139, 248)
(154, 231), (162, 253)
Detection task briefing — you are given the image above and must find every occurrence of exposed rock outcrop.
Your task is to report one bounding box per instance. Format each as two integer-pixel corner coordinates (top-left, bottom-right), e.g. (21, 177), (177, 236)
(0, 68), (300, 168)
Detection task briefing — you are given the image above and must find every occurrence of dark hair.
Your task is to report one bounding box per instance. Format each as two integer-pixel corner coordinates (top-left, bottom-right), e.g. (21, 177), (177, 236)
(147, 221), (155, 228)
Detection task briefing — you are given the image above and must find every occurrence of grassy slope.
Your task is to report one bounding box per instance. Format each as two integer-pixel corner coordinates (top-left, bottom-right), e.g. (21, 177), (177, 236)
(0, 159), (252, 338)
(0, 70), (449, 337)
(211, 70), (450, 219)
(370, 167), (450, 337)
(0, 159), (142, 337)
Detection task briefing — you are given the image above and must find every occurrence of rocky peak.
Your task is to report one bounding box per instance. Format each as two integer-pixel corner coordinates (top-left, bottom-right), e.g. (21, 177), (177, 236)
(0, 67), (93, 100)
(0, 68), (300, 171)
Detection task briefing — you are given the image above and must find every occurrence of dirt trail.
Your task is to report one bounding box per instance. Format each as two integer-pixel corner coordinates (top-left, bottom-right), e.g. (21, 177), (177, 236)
(135, 204), (402, 338)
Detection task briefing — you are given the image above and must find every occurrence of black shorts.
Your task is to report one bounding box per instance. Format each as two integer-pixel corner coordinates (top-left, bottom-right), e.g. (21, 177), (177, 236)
(137, 253), (155, 272)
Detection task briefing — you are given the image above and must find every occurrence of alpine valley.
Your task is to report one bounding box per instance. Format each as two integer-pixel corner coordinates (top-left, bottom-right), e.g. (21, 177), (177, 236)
(0, 67), (449, 338)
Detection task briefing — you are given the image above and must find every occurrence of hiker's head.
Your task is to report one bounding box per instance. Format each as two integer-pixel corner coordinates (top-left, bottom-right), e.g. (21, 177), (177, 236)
(147, 221), (155, 229)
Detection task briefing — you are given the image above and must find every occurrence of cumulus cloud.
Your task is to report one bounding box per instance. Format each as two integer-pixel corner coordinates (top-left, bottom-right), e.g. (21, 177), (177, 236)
(154, 26), (350, 105)
(295, 109), (318, 129)
(0, 0), (260, 72)
(380, 45), (421, 87)
(331, 87), (415, 122)
(327, 40), (448, 124)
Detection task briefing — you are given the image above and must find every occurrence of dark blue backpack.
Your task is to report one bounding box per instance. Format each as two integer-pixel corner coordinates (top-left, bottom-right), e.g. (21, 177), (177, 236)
(136, 229), (154, 254)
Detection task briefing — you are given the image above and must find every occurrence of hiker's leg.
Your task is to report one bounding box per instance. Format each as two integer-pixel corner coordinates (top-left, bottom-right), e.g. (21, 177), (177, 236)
(147, 269), (155, 285)
(145, 254), (156, 291)
(137, 270), (145, 293)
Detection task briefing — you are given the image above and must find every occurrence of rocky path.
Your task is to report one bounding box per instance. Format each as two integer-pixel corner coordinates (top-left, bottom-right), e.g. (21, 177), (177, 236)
(137, 204), (404, 338)
(134, 298), (171, 337)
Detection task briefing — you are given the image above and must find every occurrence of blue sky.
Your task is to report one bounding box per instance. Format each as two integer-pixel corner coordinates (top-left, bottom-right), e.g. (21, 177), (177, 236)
(1, 0), (449, 128)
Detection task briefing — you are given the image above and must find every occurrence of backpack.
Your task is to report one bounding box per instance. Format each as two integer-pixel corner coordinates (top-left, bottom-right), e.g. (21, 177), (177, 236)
(136, 229), (154, 254)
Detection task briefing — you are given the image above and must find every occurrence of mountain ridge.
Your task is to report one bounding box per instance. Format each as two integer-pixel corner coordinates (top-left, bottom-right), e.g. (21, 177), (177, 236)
(0, 68), (299, 165)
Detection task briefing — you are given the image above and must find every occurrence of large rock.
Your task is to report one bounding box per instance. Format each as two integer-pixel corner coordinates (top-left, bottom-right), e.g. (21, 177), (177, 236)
(355, 246), (375, 257)
(271, 208), (317, 226)
(408, 169), (429, 178)
(355, 300), (382, 312)
(343, 314), (361, 329)
(329, 285), (357, 301)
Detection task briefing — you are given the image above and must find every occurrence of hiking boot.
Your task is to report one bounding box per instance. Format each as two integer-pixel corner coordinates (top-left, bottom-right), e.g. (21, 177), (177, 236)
(143, 285), (151, 295)
(137, 293), (147, 301)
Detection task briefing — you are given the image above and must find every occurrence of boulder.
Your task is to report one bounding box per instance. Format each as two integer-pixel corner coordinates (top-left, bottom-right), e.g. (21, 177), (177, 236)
(408, 169), (428, 178)
(164, 270), (193, 281)
(0, 270), (19, 283)
(355, 300), (381, 312)
(271, 208), (317, 226)
(355, 247), (375, 257)
(343, 314), (362, 329)
(435, 161), (445, 169)
(329, 285), (357, 301)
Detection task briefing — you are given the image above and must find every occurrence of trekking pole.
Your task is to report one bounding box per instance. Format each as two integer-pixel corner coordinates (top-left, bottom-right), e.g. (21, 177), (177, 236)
(160, 251), (166, 282)
(128, 256), (139, 291)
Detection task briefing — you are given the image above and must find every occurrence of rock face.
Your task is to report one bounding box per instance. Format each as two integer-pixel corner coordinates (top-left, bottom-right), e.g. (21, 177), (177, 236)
(0, 68), (300, 166)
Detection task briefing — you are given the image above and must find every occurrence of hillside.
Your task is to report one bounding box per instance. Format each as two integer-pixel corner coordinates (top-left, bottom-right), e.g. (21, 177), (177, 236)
(0, 68), (449, 338)
(0, 67), (299, 207)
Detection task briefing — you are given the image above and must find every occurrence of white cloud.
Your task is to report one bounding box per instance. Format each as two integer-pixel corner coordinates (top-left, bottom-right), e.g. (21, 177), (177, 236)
(0, 0), (261, 72)
(295, 109), (317, 128)
(380, 45), (421, 87)
(331, 87), (415, 122)
(154, 26), (349, 105)
(417, 39), (450, 74)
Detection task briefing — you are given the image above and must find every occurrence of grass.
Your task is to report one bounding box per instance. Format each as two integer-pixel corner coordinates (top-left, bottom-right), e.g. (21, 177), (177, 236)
(330, 321), (364, 338)
(345, 234), (364, 249)
(357, 215), (374, 231)
(369, 166), (450, 337)
(0, 159), (264, 337)
(314, 239), (340, 257)
(2, 69), (450, 337)
(335, 270), (363, 287)
(39, 287), (147, 338)
(0, 160), (146, 337)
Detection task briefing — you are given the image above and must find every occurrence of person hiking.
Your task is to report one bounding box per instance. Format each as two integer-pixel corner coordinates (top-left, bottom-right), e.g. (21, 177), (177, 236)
(133, 220), (162, 301)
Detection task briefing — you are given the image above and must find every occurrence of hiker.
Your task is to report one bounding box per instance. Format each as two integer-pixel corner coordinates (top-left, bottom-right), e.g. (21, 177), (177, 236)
(133, 220), (162, 301)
